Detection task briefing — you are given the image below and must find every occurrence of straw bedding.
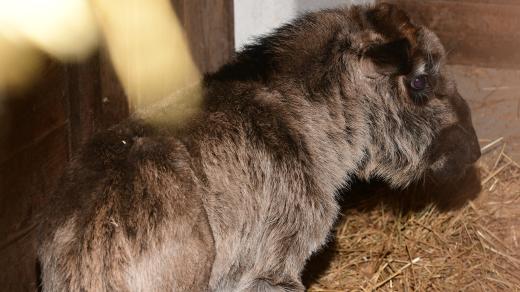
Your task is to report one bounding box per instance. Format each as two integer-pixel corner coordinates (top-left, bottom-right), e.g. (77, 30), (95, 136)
(305, 139), (520, 291)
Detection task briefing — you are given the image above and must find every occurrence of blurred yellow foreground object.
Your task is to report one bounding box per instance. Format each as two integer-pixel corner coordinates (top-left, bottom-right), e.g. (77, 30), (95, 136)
(91, 0), (201, 109)
(0, 0), (99, 60)
(0, 36), (43, 92)
(0, 0), (201, 114)
(0, 0), (99, 91)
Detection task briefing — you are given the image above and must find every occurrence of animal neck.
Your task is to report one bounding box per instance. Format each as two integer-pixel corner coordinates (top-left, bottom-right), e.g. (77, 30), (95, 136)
(282, 82), (372, 194)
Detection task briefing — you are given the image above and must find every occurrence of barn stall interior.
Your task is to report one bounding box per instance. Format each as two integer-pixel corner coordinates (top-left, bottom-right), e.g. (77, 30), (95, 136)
(0, 0), (518, 291)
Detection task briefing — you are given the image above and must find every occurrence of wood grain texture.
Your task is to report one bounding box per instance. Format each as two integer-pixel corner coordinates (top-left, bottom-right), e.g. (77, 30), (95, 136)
(0, 62), (68, 163)
(383, 0), (520, 68)
(66, 56), (102, 153)
(173, 0), (235, 73)
(437, 0), (520, 4)
(98, 51), (129, 128)
(0, 125), (69, 291)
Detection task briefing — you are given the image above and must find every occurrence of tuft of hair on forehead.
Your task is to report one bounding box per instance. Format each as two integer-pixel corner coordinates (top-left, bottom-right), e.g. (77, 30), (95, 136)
(351, 3), (419, 75)
(365, 3), (419, 49)
(358, 3), (447, 76)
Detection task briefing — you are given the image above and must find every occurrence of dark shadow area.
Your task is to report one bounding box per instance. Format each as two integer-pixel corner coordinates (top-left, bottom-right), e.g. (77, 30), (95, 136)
(302, 166), (482, 287)
(36, 259), (42, 292)
(0, 61), (69, 292)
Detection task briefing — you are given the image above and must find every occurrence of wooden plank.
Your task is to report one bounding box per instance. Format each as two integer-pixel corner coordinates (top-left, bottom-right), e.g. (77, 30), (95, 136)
(98, 51), (129, 128)
(66, 55), (102, 153)
(437, 32), (520, 68)
(384, 0), (520, 68)
(0, 229), (38, 291)
(0, 125), (69, 291)
(178, 0), (235, 73)
(67, 51), (128, 151)
(0, 62), (68, 163)
(0, 60), (70, 291)
(202, 0), (235, 73)
(182, 1), (206, 72)
(396, 0), (520, 37)
(0, 125), (69, 237)
(438, 0), (520, 4)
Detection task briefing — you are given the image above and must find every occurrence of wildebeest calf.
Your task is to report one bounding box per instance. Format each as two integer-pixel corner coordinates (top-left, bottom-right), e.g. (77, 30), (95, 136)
(38, 3), (481, 291)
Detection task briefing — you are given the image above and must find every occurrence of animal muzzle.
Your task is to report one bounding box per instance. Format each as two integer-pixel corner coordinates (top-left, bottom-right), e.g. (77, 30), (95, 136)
(427, 123), (481, 184)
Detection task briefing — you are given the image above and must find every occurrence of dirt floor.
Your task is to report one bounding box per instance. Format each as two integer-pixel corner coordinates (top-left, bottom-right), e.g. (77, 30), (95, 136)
(303, 65), (520, 291)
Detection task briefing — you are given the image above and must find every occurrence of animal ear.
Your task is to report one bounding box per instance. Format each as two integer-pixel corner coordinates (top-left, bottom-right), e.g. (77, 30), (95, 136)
(362, 3), (419, 74)
(363, 38), (411, 74)
(367, 3), (418, 43)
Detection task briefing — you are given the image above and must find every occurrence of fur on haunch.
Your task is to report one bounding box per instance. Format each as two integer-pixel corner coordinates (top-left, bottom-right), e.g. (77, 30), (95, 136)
(38, 3), (480, 291)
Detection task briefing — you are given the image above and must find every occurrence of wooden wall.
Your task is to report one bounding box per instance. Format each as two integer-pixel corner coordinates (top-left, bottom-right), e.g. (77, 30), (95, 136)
(0, 1), (234, 290)
(172, 0), (235, 74)
(383, 0), (520, 69)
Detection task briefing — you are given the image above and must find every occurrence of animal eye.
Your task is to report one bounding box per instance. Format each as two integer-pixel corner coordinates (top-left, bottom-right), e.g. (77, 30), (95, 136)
(410, 75), (428, 91)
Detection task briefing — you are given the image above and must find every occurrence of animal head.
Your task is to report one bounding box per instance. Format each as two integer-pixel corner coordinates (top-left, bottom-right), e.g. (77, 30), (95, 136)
(212, 3), (480, 188)
(339, 3), (481, 187)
